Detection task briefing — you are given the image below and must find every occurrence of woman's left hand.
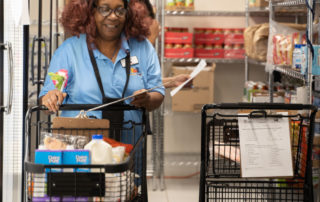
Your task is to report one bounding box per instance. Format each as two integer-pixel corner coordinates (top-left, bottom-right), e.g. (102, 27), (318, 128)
(130, 89), (150, 108)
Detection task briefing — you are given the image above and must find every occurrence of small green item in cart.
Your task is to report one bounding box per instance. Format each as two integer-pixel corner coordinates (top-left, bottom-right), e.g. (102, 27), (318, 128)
(48, 69), (68, 91)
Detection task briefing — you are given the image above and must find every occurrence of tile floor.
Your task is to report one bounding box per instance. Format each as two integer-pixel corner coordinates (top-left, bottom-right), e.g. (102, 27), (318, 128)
(147, 153), (200, 202)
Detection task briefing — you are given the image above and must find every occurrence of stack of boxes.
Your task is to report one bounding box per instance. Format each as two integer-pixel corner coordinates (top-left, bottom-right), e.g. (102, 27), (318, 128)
(224, 28), (245, 59)
(194, 28), (245, 59)
(194, 28), (225, 58)
(164, 27), (194, 58)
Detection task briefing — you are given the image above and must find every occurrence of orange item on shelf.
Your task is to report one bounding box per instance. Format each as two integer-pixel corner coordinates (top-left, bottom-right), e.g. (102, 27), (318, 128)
(103, 137), (133, 154)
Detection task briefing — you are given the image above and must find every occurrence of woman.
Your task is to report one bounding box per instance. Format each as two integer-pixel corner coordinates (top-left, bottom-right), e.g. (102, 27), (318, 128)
(39, 0), (165, 139)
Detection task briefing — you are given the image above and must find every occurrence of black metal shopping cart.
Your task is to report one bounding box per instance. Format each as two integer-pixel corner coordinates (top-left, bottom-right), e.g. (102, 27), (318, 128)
(24, 104), (148, 202)
(199, 103), (318, 202)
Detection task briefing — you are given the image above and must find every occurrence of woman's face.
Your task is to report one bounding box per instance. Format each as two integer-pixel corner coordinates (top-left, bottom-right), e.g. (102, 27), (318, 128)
(94, 0), (126, 41)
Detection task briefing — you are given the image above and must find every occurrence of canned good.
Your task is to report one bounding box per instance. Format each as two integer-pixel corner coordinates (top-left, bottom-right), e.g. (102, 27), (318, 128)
(234, 29), (243, 34)
(176, 0), (185, 6)
(214, 44), (223, 49)
(196, 44), (204, 49)
(224, 29), (233, 35)
(173, 44), (183, 48)
(166, 0), (175, 6)
(194, 28), (205, 34)
(183, 44), (192, 49)
(205, 44), (214, 50)
(214, 28), (223, 34)
(224, 44), (233, 50)
(204, 28), (214, 34)
(185, 0), (194, 7)
(234, 44), (242, 50)
(165, 43), (173, 49)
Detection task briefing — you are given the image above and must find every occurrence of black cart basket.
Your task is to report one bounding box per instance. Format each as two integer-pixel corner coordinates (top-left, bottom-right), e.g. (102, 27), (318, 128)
(24, 104), (148, 202)
(199, 103), (318, 202)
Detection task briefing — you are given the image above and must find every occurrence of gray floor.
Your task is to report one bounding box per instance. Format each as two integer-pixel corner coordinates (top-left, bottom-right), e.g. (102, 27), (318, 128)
(147, 153), (200, 202)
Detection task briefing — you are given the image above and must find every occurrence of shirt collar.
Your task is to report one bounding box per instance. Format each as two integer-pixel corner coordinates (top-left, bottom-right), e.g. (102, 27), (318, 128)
(92, 33), (130, 61)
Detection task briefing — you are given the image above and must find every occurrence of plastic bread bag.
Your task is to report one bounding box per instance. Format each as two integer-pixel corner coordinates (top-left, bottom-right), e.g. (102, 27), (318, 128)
(266, 20), (306, 72)
(40, 132), (89, 150)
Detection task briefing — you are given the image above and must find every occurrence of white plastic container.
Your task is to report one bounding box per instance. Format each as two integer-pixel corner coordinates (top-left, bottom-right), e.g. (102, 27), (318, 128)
(84, 134), (112, 164)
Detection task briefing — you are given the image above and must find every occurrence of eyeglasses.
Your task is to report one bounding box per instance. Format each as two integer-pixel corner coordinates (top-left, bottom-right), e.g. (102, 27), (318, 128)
(95, 5), (127, 18)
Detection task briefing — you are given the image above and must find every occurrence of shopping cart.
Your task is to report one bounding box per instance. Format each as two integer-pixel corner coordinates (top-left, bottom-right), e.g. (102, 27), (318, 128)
(199, 103), (318, 202)
(24, 104), (148, 202)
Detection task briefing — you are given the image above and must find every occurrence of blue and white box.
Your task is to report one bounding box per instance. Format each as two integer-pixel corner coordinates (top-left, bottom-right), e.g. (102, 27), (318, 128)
(34, 150), (63, 198)
(62, 150), (90, 172)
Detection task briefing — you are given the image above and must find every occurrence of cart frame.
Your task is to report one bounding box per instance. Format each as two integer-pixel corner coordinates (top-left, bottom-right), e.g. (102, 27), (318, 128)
(199, 103), (318, 202)
(23, 104), (148, 202)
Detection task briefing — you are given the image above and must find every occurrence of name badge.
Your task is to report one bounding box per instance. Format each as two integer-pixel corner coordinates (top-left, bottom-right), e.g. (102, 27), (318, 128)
(121, 56), (139, 67)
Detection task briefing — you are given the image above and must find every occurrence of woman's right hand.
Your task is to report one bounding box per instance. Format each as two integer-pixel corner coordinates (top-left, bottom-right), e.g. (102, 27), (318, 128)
(40, 90), (67, 113)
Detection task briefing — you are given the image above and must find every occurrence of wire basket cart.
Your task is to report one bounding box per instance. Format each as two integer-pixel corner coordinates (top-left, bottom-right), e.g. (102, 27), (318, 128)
(199, 103), (318, 202)
(24, 104), (148, 202)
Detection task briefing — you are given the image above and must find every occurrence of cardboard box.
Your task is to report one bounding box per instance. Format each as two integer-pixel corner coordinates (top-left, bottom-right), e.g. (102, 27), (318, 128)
(171, 64), (215, 112)
(165, 48), (194, 58)
(194, 48), (224, 58)
(165, 32), (193, 44)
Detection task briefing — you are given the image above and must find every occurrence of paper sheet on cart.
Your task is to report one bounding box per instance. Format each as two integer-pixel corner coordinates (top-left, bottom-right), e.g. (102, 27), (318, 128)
(238, 112), (293, 178)
(170, 59), (207, 96)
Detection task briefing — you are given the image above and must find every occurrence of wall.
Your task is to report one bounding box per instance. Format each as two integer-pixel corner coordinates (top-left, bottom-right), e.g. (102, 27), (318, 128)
(162, 0), (268, 154)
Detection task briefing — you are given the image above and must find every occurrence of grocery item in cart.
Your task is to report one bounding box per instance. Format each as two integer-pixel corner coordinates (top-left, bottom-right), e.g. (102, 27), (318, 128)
(84, 134), (113, 164)
(41, 132), (89, 150)
(48, 69), (68, 91)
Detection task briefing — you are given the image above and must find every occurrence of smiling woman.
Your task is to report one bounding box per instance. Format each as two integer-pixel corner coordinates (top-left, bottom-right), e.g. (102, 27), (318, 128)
(39, 0), (165, 140)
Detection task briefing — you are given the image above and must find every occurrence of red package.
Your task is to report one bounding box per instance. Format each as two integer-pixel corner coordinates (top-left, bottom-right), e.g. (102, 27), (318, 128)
(103, 137), (133, 154)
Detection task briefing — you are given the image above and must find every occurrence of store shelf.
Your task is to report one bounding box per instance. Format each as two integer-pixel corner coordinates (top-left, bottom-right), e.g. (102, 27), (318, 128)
(273, 65), (306, 81)
(247, 58), (266, 66)
(165, 10), (245, 16)
(247, 6), (307, 16)
(271, 0), (319, 7)
(164, 58), (244, 64)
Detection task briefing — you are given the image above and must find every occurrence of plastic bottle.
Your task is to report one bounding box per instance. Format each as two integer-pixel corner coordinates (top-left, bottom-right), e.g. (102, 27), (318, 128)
(84, 134), (113, 164)
(292, 44), (302, 70)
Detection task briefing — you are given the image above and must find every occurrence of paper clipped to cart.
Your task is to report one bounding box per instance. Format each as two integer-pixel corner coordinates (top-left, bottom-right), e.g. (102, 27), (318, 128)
(170, 59), (207, 97)
(238, 112), (293, 178)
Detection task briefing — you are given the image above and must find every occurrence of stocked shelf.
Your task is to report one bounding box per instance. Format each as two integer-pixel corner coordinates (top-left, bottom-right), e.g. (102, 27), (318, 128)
(247, 7), (307, 16)
(164, 58), (244, 63)
(165, 10), (245, 16)
(271, 0), (319, 7)
(273, 65), (306, 81)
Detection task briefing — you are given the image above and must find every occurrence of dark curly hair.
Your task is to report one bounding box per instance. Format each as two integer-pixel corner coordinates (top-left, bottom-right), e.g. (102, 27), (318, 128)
(60, 0), (152, 47)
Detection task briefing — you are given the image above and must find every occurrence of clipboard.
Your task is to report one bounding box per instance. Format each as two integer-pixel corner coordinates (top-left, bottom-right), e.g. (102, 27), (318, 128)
(52, 117), (110, 137)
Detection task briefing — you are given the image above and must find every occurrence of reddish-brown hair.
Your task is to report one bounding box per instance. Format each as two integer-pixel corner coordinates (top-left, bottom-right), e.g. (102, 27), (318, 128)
(60, 0), (152, 47)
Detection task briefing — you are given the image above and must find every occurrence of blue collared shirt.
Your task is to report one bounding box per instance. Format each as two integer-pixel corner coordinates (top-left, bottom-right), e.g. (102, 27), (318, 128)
(40, 33), (165, 124)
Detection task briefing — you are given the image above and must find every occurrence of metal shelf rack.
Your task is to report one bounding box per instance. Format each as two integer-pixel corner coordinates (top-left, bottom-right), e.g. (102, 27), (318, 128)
(268, 0), (314, 103)
(165, 10), (245, 16)
(164, 58), (244, 64)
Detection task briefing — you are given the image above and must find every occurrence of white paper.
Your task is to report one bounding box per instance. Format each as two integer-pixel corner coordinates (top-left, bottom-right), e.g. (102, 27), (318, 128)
(238, 112), (293, 178)
(14, 0), (30, 26)
(170, 59), (207, 97)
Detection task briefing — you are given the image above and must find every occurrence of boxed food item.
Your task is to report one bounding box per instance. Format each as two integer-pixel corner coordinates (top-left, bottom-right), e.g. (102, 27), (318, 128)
(165, 46), (194, 58)
(224, 28), (245, 45)
(194, 28), (225, 45)
(171, 63), (215, 112)
(195, 48), (224, 58)
(165, 30), (193, 44)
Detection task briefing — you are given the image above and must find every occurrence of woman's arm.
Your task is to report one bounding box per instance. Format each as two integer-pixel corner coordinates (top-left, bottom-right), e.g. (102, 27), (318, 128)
(130, 90), (164, 111)
(162, 74), (192, 88)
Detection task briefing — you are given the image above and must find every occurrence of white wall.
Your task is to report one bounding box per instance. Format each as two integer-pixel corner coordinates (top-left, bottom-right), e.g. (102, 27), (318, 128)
(162, 0), (268, 153)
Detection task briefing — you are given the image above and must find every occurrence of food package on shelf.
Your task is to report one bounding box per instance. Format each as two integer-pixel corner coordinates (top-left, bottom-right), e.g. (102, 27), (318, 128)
(244, 24), (263, 61)
(166, 0), (194, 11)
(252, 23), (269, 61)
(249, 0), (268, 8)
(266, 20), (307, 72)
